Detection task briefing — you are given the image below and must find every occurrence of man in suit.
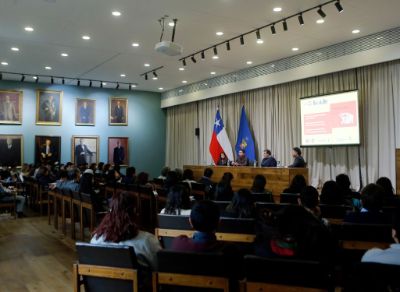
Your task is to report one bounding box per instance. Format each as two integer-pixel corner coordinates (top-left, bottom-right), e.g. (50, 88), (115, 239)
(2, 95), (17, 121)
(79, 101), (91, 123)
(113, 140), (125, 165)
(0, 137), (21, 167)
(261, 149), (278, 167)
(41, 95), (57, 122)
(113, 100), (124, 123)
(75, 139), (92, 165)
(40, 138), (56, 164)
(289, 147), (306, 168)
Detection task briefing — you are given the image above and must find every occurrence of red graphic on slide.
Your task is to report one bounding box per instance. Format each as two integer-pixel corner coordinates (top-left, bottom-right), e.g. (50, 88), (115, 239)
(304, 101), (357, 135)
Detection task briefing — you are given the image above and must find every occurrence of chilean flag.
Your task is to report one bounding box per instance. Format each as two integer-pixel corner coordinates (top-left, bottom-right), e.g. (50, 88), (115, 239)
(209, 108), (234, 164)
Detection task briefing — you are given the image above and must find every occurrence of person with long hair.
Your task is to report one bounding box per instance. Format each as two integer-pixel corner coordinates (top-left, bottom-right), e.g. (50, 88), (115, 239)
(224, 188), (256, 218)
(91, 192), (162, 270)
(320, 180), (344, 205)
(283, 174), (307, 194)
(214, 172), (234, 201)
(161, 186), (192, 215)
(376, 177), (399, 206)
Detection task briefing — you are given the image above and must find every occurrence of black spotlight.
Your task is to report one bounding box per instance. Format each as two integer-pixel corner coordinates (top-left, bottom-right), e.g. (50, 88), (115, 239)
(0, 73), (2, 80)
(270, 24), (276, 35)
(100, 82), (103, 88)
(62, 78), (65, 84)
(51, 77), (54, 84)
(153, 71), (158, 78)
(201, 51), (205, 59)
(182, 59), (187, 66)
(191, 55), (196, 63)
(129, 84), (132, 91)
(283, 19), (288, 31)
(145, 73), (148, 80)
(77, 79), (80, 86)
(298, 14), (304, 26)
(317, 6), (326, 18)
(36, 77), (39, 83)
(240, 35), (244, 45)
(256, 29), (261, 40)
(226, 41), (231, 51)
(89, 80), (92, 87)
(335, 0), (343, 13)
(21, 75), (25, 82)
(213, 46), (218, 56)
(116, 83), (119, 89)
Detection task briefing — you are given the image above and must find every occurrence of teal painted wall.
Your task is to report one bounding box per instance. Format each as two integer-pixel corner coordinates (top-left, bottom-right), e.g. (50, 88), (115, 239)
(0, 80), (166, 178)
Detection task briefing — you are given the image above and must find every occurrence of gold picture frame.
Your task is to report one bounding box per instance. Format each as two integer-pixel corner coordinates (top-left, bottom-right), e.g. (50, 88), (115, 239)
(0, 90), (23, 125)
(109, 97), (128, 126)
(75, 98), (96, 126)
(36, 89), (63, 125)
(72, 135), (99, 166)
(0, 134), (23, 167)
(108, 137), (129, 166)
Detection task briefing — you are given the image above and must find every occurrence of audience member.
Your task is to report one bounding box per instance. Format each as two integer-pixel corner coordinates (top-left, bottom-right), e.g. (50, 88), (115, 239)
(344, 184), (392, 224)
(0, 175), (26, 217)
(320, 180), (344, 205)
(182, 169), (197, 188)
(198, 168), (214, 198)
(376, 177), (399, 206)
(336, 174), (360, 206)
(80, 169), (104, 212)
(160, 185), (191, 215)
(250, 175), (268, 194)
(299, 186), (327, 225)
(283, 174), (307, 194)
(158, 166), (170, 180)
(214, 172), (234, 201)
(91, 191), (162, 271)
(224, 188), (256, 219)
(164, 171), (179, 192)
(64, 168), (80, 192)
(121, 166), (136, 185)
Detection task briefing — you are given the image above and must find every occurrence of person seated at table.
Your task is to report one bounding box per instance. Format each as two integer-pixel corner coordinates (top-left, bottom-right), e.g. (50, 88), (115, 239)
(216, 152), (229, 166)
(160, 185), (192, 215)
(288, 147), (306, 168)
(232, 149), (249, 166)
(344, 183), (392, 224)
(376, 177), (399, 207)
(91, 192), (162, 272)
(224, 188), (256, 219)
(261, 149), (277, 167)
(0, 175), (26, 217)
(283, 174), (307, 194)
(250, 174), (269, 194)
(320, 180), (344, 205)
(214, 172), (234, 201)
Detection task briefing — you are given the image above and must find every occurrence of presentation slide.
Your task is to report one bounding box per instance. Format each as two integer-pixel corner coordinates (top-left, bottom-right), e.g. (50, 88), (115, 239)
(300, 90), (360, 146)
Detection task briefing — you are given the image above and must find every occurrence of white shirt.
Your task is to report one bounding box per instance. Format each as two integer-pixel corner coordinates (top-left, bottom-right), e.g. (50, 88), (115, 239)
(160, 208), (192, 216)
(362, 244), (400, 266)
(90, 231), (161, 270)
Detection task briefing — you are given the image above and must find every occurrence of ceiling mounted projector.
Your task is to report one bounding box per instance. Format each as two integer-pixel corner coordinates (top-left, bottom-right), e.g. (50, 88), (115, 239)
(155, 16), (183, 56)
(155, 41), (183, 56)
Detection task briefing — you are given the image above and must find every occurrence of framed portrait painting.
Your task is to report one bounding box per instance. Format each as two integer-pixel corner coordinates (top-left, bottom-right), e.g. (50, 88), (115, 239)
(72, 136), (99, 166)
(0, 135), (23, 167)
(36, 89), (62, 125)
(76, 98), (95, 126)
(0, 90), (22, 124)
(108, 137), (129, 166)
(35, 136), (61, 165)
(109, 97), (128, 126)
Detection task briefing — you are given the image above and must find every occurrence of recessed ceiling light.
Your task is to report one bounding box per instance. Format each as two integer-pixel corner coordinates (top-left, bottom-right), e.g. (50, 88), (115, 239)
(102, 82), (107, 86)
(179, 67), (185, 71)
(45, 66), (52, 70)
(216, 31), (224, 36)
(210, 71), (216, 75)
(61, 52), (69, 57)
(131, 84), (137, 88)
(32, 76), (38, 80)
(316, 19), (325, 24)
(179, 89), (183, 92)
(168, 22), (175, 27)
(131, 42), (139, 47)
(11, 47), (19, 52)
(256, 39), (264, 44)
(24, 26), (34, 32)
(82, 35), (91, 40)
(212, 55), (219, 60)
(144, 63), (150, 67)
(352, 29), (360, 34)
(120, 74), (126, 77)
(182, 80), (187, 84)
(246, 61), (253, 65)
(271, 64), (275, 68)
(159, 87), (164, 90)
(273, 7), (282, 12)
(1, 62), (8, 66)
(204, 83), (208, 86)
(376, 36), (383, 40)
(152, 77), (158, 80)
(292, 47), (299, 51)
(112, 11), (121, 16)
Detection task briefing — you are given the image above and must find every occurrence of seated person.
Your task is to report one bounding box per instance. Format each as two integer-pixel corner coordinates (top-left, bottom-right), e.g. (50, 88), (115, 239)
(136, 172), (151, 187)
(0, 175), (26, 217)
(260, 149), (277, 167)
(288, 147), (306, 168)
(336, 173), (360, 207)
(216, 152), (229, 166)
(376, 177), (399, 207)
(91, 191), (162, 271)
(320, 180), (344, 205)
(283, 174), (307, 194)
(232, 149), (249, 166)
(63, 168), (80, 193)
(182, 169), (197, 189)
(254, 205), (336, 263)
(49, 170), (68, 190)
(362, 213), (400, 265)
(198, 168), (214, 198)
(160, 185), (192, 215)
(171, 200), (227, 252)
(121, 166), (136, 185)
(250, 174), (269, 194)
(223, 189), (256, 219)
(298, 186), (328, 225)
(158, 166), (170, 180)
(80, 169), (105, 212)
(214, 172), (234, 201)
(344, 184), (392, 224)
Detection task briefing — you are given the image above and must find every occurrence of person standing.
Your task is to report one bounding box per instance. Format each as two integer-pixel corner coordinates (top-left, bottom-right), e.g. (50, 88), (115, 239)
(289, 147), (306, 168)
(113, 140), (125, 165)
(2, 95), (17, 121)
(260, 149), (277, 167)
(75, 139), (93, 165)
(114, 101), (124, 123)
(41, 95), (57, 122)
(79, 101), (91, 123)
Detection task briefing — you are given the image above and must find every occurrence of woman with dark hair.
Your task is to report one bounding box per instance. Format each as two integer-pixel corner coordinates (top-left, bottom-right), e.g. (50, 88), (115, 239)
(216, 152), (229, 166)
(91, 192), (162, 270)
(224, 188), (256, 218)
(160, 186), (192, 215)
(283, 174), (307, 194)
(164, 171), (179, 192)
(214, 172), (234, 201)
(137, 172), (151, 187)
(251, 175), (267, 193)
(376, 177), (398, 206)
(80, 170), (104, 212)
(336, 173), (360, 205)
(320, 180), (344, 205)
(121, 166), (136, 185)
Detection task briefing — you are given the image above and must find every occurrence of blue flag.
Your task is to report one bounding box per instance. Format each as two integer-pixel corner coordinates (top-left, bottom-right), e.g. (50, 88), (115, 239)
(235, 106), (255, 161)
